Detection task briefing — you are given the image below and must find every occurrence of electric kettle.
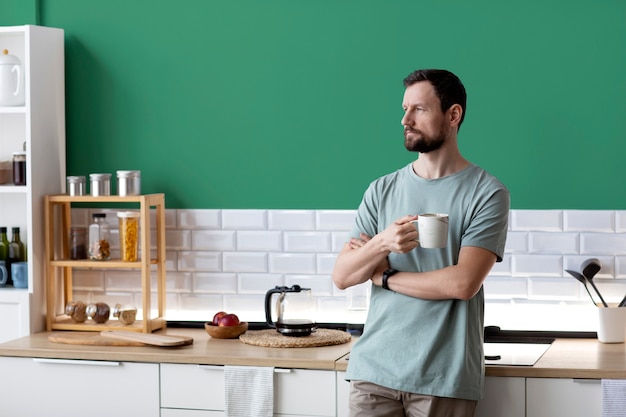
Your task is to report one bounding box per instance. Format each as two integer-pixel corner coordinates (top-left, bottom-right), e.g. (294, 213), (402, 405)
(0, 49), (25, 106)
(265, 285), (316, 337)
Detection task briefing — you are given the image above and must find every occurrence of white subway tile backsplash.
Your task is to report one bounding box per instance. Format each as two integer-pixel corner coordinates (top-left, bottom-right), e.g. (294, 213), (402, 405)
(237, 231), (282, 251)
(528, 277), (580, 300)
(284, 231), (332, 252)
(617, 257), (626, 278)
(284, 275), (334, 296)
(316, 210), (356, 230)
(528, 232), (579, 254)
(165, 230), (192, 251)
(70, 208), (626, 330)
(72, 269), (105, 291)
(178, 209), (220, 229)
(581, 233), (626, 255)
(193, 230), (236, 251)
(269, 253), (317, 274)
(193, 272), (237, 293)
(489, 255), (512, 276)
(483, 276), (528, 299)
(268, 210), (316, 230)
(504, 231), (528, 253)
(164, 271), (192, 292)
(222, 209), (267, 229)
(332, 231), (350, 252)
(564, 210), (615, 232)
(238, 273), (284, 294)
(104, 270), (142, 291)
(511, 210), (562, 231)
(223, 252), (267, 273)
(316, 253), (338, 275)
(617, 212), (626, 233)
(178, 250), (222, 272)
(512, 254), (563, 277)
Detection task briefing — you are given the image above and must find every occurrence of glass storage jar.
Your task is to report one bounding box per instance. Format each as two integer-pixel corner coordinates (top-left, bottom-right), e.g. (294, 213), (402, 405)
(69, 227), (87, 260)
(118, 211), (140, 261)
(88, 213), (110, 260)
(12, 151), (26, 186)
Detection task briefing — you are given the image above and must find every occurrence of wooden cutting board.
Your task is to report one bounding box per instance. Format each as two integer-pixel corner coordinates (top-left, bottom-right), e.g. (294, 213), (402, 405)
(48, 331), (193, 347)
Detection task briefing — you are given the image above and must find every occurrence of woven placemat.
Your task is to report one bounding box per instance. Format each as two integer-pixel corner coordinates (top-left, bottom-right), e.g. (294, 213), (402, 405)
(239, 328), (351, 348)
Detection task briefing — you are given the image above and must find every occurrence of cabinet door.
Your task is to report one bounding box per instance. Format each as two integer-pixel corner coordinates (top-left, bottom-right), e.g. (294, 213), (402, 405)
(0, 357), (159, 417)
(336, 371), (350, 417)
(0, 291), (29, 343)
(274, 368), (336, 416)
(161, 363), (225, 411)
(475, 377), (525, 417)
(161, 409), (224, 417)
(526, 378), (601, 417)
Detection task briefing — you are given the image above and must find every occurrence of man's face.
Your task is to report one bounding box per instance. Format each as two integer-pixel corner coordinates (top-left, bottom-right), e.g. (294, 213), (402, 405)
(401, 81), (450, 153)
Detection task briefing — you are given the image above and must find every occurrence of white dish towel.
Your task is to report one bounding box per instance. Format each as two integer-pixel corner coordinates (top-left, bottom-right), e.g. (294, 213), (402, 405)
(225, 365), (275, 417)
(602, 379), (626, 417)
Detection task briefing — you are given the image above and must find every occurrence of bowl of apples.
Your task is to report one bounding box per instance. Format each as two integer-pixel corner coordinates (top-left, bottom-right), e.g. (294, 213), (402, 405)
(205, 311), (248, 339)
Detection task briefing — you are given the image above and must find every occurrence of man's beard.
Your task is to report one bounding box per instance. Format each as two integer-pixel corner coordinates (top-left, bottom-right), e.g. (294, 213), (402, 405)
(404, 128), (446, 153)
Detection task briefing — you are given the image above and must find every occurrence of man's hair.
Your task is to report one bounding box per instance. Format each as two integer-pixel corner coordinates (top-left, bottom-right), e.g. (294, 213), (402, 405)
(403, 69), (467, 130)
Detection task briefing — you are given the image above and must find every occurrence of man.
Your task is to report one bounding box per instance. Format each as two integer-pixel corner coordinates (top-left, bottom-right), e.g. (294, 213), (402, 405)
(332, 69), (509, 417)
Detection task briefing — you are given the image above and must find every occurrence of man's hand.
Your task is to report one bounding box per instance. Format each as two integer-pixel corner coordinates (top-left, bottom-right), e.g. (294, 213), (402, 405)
(377, 214), (419, 254)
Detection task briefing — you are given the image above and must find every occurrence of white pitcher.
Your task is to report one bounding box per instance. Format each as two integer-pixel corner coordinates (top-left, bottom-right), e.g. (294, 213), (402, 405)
(0, 49), (25, 106)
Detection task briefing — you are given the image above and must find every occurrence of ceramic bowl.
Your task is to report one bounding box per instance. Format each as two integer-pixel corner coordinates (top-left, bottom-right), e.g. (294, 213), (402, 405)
(204, 321), (248, 339)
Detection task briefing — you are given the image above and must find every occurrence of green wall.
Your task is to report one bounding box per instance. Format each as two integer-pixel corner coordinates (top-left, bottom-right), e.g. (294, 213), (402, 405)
(3, 1), (625, 209)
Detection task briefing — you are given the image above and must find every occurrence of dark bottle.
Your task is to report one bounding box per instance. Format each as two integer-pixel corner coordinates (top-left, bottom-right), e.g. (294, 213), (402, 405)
(7, 227), (25, 285)
(0, 227), (8, 262)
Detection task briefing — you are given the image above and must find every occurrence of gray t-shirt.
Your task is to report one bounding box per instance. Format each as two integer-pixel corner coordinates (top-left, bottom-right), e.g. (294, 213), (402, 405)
(344, 162), (509, 401)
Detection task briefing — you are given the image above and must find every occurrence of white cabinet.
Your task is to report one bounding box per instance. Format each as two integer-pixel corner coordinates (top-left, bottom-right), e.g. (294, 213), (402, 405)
(275, 368), (336, 416)
(336, 371), (349, 417)
(161, 363), (337, 417)
(0, 25), (65, 342)
(0, 356), (159, 417)
(475, 377), (525, 417)
(526, 377), (601, 417)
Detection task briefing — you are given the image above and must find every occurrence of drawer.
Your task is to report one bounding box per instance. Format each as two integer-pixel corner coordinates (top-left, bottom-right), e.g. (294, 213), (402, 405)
(161, 363), (225, 411)
(161, 364), (336, 416)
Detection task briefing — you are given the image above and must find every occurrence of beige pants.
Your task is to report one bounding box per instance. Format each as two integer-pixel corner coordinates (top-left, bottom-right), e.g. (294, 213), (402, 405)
(349, 380), (477, 417)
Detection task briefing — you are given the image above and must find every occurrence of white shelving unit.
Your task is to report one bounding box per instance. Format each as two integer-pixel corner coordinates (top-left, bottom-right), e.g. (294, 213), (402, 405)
(0, 25), (65, 343)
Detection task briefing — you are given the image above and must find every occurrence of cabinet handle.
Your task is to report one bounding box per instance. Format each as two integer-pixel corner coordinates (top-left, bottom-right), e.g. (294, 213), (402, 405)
(572, 378), (600, 384)
(274, 368), (292, 373)
(197, 365), (223, 371)
(33, 358), (120, 367)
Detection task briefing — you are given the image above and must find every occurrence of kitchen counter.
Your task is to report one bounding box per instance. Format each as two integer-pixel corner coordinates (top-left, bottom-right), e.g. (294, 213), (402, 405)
(0, 329), (624, 378)
(0, 328), (354, 370)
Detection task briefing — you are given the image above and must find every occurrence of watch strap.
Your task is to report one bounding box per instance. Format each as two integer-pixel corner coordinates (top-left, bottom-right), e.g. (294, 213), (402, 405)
(382, 269), (398, 290)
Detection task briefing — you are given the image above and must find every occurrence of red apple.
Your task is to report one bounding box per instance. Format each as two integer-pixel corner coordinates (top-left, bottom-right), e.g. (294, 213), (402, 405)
(212, 311), (227, 326)
(218, 313), (240, 327)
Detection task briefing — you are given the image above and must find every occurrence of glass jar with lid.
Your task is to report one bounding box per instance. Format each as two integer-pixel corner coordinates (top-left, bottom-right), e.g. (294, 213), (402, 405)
(88, 213), (110, 260)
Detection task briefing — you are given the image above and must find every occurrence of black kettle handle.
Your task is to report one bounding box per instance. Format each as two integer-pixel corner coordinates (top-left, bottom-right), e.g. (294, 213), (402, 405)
(264, 285), (305, 328)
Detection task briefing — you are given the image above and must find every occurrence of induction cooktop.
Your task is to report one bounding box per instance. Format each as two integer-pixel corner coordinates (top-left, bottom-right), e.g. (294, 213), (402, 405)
(484, 342), (551, 366)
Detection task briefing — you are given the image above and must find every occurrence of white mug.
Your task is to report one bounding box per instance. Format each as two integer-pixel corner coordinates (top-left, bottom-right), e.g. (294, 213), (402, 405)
(412, 213), (449, 249)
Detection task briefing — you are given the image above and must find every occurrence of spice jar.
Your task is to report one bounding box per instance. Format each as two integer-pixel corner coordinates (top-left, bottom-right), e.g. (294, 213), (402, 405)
(117, 211), (140, 261)
(66, 176), (86, 196)
(12, 151), (26, 186)
(65, 300), (88, 323)
(86, 302), (110, 324)
(89, 173), (111, 196)
(89, 213), (110, 261)
(69, 227), (87, 260)
(116, 170), (141, 196)
(113, 303), (137, 325)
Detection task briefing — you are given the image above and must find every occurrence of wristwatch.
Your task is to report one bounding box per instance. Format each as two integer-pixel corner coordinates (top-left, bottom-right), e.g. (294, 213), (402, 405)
(382, 269), (398, 291)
